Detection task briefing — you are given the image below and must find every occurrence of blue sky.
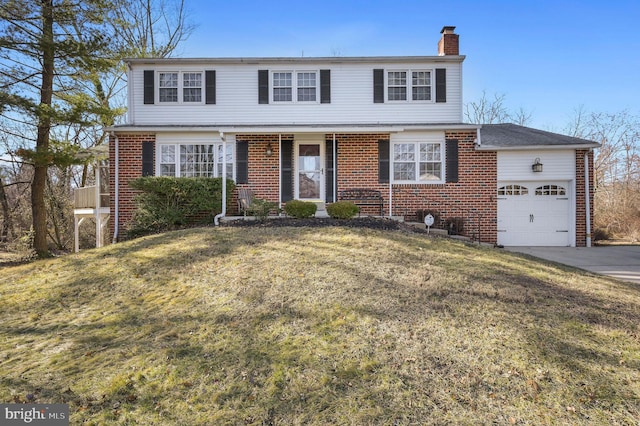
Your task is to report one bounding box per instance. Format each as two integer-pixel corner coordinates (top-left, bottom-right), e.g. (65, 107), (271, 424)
(181, 0), (639, 131)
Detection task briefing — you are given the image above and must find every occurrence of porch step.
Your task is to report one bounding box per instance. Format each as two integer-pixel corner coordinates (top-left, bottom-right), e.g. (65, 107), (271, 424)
(313, 201), (328, 218)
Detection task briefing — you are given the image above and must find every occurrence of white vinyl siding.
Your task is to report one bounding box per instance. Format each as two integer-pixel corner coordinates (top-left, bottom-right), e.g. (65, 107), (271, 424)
(130, 62), (462, 125)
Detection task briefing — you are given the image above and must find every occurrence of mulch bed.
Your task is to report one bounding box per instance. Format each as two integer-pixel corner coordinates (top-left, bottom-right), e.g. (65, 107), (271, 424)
(221, 216), (431, 234)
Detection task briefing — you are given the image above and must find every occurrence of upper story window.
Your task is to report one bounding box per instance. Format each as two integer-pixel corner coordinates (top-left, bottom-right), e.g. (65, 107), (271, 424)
(388, 71), (407, 101)
(272, 71), (317, 103)
(393, 141), (443, 183)
(297, 72), (317, 101)
(159, 72), (178, 102)
(182, 72), (202, 102)
(387, 69), (432, 102)
(412, 71), (432, 100)
(158, 71), (203, 103)
(273, 72), (292, 102)
(159, 143), (234, 179)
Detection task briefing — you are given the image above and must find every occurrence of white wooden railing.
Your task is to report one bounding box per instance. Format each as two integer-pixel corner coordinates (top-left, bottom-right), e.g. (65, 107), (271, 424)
(74, 186), (109, 209)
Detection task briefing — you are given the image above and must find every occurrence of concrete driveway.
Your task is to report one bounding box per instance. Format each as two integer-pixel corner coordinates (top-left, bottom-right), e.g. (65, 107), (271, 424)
(505, 246), (640, 284)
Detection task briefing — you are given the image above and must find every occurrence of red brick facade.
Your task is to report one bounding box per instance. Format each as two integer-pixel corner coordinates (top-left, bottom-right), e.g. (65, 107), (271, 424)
(109, 131), (592, 246)
(108, 133), (155, 239)
(575, 149), (595, 247)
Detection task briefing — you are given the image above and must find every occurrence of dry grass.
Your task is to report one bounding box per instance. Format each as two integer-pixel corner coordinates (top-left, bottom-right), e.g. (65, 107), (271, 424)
(1, 226), (639, 425)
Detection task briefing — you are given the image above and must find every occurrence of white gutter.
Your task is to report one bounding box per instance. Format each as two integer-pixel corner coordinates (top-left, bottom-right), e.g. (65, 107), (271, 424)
(278, 134), (282, 212)
(584, 151), (592, 247)
(475, 143), (600, 151)
(332, 133), (337, 203)
(112, 133), (120, 243)
(388, 141), (393, 218)
(475, 126), (482, 148)
(214, 132), (227, 226)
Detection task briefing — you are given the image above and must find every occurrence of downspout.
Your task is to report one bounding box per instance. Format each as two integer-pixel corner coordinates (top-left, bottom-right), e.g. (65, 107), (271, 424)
(584, 151), (592, 247)
(112, 132), (120, 243)
(279, 134), (282, 212)
(214, 132), (227, 226)
(388, 140), (393, 218)
(332, 133), (337, 202)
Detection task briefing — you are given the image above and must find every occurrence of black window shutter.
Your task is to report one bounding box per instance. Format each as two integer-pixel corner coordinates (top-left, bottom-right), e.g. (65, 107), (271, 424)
(325, 139), (337, 202)
(320, 69), (331, 103)
(436, 68), (447, 103)
(236, 141), (249, 184)
(258, 70), (269, 104)
(205, 70), (216, 104)
(378, 139), (390, 183)
(281, 139), (293, 202)
(142, 141), (154, 176)
(373, 69), (384, 103)
(446, 139), (459, 183)
(143, 70), (154, 104)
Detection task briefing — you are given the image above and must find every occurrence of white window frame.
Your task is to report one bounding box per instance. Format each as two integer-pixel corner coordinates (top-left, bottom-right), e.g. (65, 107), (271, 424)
(392, 140), (444, 184)
(386, 69), (433, 103)
(271, 70), (318, 103)
(157, 142), (235, 179)
(157, 71), (204, 104)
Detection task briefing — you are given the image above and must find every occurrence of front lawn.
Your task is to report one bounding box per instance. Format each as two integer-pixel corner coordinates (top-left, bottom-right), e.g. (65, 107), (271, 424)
(1, 225), (638, 424)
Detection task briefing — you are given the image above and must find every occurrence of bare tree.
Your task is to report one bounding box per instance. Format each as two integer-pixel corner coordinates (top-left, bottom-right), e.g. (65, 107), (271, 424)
(112, 0), (195, 58)
(566, 108), (640, 240)
(465, 91), (532, 125)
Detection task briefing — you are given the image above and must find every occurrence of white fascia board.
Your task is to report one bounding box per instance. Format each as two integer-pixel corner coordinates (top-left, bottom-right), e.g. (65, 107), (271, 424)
(476, 144), (600, 151)
(125, 55), (466, 66)
(107, 123), (480, 134)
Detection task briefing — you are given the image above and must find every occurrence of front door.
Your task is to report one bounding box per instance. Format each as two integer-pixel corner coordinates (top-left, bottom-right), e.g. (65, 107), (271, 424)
(295, 137), (324, 201)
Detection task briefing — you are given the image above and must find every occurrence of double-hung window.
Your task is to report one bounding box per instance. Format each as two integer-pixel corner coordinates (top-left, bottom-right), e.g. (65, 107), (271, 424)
(273, 72), (292, 102)
(158, 71), (203, 103)
(272, 71), (317, 102)
(182, 72), (202, 102)
(159, 143), (234, 179)
(387, 69), (432, 102)
(393, 141), (443, 183)
(297, 72), (317, 101)
(159, 72), (178, 102)
(412, 71), (431, 100)
(387, 71), (407, 101)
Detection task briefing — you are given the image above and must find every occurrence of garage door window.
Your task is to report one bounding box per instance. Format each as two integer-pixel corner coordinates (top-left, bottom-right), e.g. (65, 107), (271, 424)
(535, 185), (566, 196)
(498, 185), (528, 196)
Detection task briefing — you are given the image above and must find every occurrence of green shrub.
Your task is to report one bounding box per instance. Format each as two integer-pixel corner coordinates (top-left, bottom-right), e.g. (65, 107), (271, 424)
(284, 200), (317, 219)
(127, 176), (235, 237)
(246, 198), (279, 221)
(326, 201), (359, 219)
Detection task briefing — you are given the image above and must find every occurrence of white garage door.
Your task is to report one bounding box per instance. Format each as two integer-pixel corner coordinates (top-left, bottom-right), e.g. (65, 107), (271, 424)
(497, 182), (571, 246)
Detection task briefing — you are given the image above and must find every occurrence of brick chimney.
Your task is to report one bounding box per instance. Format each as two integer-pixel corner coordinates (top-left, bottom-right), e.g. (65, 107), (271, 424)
(438, 26), (459, 56)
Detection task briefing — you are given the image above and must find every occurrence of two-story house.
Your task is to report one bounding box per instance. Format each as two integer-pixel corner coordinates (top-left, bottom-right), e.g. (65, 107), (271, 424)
(106, 27), (598, 247)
